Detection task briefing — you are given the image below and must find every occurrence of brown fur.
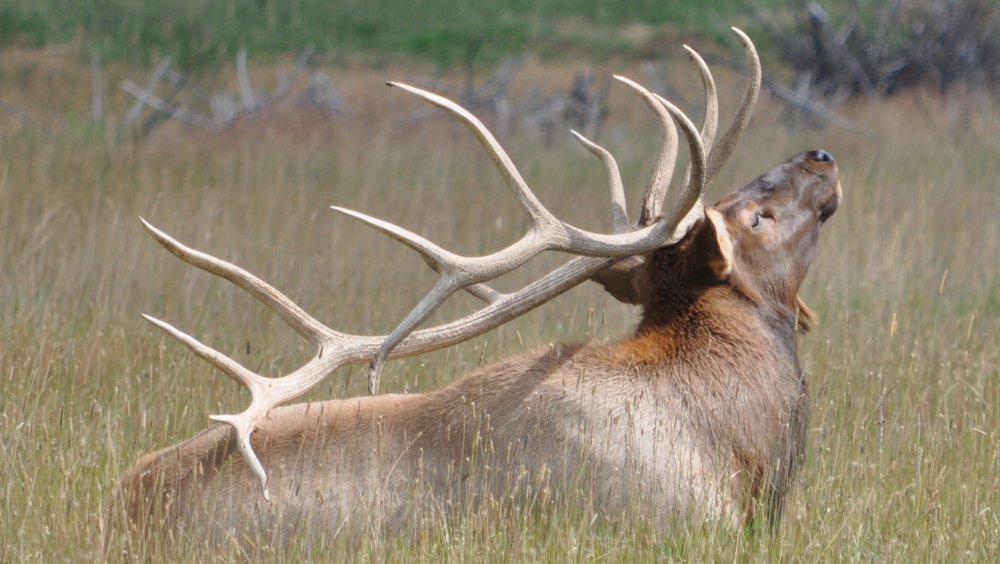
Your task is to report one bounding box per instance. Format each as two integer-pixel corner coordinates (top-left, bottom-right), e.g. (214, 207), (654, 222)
(110, 150), (841, 544)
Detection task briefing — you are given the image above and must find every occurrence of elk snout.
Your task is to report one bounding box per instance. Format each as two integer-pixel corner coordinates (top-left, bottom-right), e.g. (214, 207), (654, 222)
(808, 149), (842, 222)
(807, 149), (834, 163)
(789, 150), (838, 180)
(799, 150), (837, 175)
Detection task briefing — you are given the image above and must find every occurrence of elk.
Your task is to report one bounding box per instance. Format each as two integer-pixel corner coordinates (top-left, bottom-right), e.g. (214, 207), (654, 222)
(111, 29), (842, 544)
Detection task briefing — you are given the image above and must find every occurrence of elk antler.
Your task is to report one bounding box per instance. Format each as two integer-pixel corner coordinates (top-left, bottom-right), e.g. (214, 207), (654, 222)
(590, 27), (761, 304)
(355, 76), (708, 394)
(142, 28), (760, 500)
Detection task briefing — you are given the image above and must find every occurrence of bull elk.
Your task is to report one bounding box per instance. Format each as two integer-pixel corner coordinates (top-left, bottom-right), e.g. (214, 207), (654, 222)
(111, 29), (842, 544)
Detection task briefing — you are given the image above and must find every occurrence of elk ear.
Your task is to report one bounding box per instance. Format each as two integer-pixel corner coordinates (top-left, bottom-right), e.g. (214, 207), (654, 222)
(795, 295), (816, 333)
(697, 207), (734, 280)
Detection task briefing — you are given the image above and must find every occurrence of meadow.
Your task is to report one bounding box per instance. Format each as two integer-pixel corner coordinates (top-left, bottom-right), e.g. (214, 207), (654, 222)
(1, 52), (999, 560)
(0, 0), (781, 67)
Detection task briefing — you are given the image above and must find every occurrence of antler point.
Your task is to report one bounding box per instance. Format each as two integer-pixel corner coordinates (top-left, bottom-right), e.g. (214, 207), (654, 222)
(209, 414), (236, 425)
(138, 216), (161, 234)
(368, 362), (381, 395)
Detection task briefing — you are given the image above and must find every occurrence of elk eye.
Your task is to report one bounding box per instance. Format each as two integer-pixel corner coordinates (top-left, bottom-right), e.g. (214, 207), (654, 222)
(751, 210), (773, 230)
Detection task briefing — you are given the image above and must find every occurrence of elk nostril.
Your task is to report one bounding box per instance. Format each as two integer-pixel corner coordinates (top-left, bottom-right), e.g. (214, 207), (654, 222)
(808, 150), (834, 163)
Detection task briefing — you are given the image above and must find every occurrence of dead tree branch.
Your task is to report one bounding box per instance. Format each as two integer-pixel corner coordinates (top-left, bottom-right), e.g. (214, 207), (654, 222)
(124, 58), (172, 127)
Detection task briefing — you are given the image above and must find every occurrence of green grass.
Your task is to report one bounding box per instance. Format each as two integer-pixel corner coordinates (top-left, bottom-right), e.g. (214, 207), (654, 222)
(0, 0), (786, 68)
(1, 66), (999, 560)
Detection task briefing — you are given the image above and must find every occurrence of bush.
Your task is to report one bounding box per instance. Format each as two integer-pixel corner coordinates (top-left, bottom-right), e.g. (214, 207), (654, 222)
(752, 0), (1000, 98)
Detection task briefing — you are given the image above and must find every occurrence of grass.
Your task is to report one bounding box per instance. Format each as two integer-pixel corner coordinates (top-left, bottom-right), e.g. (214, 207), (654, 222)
(0, 0), (787, 68)
(1, 56), (999, 560)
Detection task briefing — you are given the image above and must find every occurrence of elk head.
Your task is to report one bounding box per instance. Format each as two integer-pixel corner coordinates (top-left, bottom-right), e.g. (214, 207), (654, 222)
(619, 150), (841, 332)
(713, 149), (841, 325)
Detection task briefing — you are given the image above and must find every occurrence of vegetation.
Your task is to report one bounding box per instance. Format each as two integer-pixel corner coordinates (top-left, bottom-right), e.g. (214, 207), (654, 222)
(1, 46), (998, 558)
(752, 0), (1000, 98)
(1, 0), (998, 558)
(0, 0), (783, 68)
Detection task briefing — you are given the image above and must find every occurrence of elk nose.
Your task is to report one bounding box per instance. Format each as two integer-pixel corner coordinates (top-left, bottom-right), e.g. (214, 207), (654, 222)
(807, 150), (834, 163)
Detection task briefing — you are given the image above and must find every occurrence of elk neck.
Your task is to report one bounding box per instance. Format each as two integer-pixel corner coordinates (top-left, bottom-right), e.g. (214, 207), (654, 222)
(621, 242), (799, 368)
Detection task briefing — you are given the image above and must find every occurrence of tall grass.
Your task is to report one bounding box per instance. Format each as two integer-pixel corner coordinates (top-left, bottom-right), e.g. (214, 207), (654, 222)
(1, 63), (998, 559)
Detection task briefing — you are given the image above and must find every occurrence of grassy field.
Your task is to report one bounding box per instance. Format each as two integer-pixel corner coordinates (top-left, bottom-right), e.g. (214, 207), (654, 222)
(0, 0), (787, 69)
(1, 54), (999, 560)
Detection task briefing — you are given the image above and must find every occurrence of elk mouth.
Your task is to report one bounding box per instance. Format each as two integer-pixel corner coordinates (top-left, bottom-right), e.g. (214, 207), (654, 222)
(818, 180), (843, 223)
(801, 149), (841, 224)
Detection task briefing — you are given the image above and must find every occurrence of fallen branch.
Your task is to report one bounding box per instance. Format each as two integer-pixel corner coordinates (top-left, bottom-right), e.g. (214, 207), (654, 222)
(236, 49), (257, 113)
(91, 47), (103, 123)
(271, 45), (316, 104)
(121, 80), (202, 126)
(124, 58), (172, 126)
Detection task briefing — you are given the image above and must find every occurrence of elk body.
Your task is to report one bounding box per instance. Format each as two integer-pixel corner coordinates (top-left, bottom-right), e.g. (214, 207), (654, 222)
(112, 30), (842, 545)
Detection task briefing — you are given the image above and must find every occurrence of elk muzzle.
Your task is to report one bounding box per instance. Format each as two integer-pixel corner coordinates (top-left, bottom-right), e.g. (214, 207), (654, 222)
(801, 150), (842, 222)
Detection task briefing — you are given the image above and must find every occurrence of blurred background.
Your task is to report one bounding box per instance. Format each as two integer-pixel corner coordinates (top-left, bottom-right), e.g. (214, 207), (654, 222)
(2, 0), (999, 138)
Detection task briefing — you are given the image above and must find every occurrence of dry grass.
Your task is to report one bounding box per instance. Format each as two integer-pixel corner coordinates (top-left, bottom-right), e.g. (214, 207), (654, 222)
(1, 61), (998, 560)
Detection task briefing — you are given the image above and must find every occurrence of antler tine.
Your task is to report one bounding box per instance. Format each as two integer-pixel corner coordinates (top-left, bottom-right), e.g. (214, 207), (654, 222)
(144, 302), (355, 502)
(331, 206), (459, 274)
(683, 45), (719, 152)
(139, 217), (334, 346)
(141, 313), (274, 499)
(613, 45), (716, 228)
(585, 70), (709, 305)
(655, 94), (707, 234)
(209, 414), (270, 503)
(611, 75), (678, 228)
(571, 129), (646, 305)
(678, 45), (718, 196)
(387, 81), (557, 229)
(142, 314), (260, 392)
(369, 278), (453, 393)
(705, 27), (761, 185)
(610, 76), (706, 233)
(584, 42), (740, 305)
(331, 207), (504, 304)
(570, 130), (628, 233)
